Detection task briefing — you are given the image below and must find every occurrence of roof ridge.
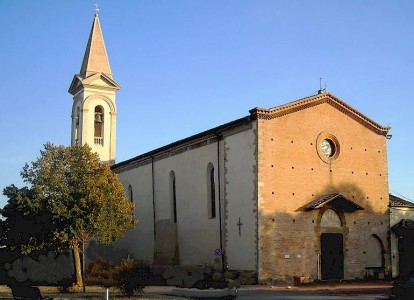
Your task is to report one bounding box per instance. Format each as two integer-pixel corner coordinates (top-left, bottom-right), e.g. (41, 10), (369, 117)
(389, 193), (414, 207)
(250, 92), (390, 136)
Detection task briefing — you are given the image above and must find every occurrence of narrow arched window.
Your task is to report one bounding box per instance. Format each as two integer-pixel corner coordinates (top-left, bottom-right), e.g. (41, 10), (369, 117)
(94, 106), (104, 145)
(75, 107), (80, 144)
(127, 185), (133, 203)
(127, 184), (134, 220)
(207, 163), (216, 219)
(170, 171), (177, 223)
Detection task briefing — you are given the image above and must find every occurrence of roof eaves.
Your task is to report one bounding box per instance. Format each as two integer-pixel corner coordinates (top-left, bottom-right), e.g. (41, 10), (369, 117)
(111, 115), (253, 171)
(389, 194), (414, 208)
(249, 92), (390, 136)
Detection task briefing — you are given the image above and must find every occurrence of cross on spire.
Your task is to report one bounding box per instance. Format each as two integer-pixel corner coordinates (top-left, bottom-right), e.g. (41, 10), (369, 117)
(94, 2), (100, 16)
(318, 77), (327, 94)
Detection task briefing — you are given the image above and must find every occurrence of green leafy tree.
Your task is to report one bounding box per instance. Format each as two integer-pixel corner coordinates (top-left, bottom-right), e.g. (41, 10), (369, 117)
(0, 185), (63, 254)
(0, 143), (135, 287)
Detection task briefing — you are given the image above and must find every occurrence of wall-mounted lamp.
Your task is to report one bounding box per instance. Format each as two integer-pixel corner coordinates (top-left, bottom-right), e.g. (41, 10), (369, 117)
(386, 134), (392, 140)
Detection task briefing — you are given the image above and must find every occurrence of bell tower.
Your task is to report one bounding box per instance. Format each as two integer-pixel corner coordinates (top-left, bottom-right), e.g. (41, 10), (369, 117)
(68, 13), (120, 164)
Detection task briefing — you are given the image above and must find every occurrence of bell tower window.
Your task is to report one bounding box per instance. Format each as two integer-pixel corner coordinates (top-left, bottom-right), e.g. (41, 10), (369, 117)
(94, 106), (104, 145)
(74, 107), (80, 145)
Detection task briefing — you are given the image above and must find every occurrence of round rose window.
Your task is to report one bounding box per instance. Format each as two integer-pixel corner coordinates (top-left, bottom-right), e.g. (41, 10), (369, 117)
(321, 139), (335, 157)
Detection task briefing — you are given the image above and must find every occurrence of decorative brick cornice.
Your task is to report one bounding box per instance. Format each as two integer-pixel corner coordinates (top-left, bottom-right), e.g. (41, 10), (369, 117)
(249, 93), (390, 136)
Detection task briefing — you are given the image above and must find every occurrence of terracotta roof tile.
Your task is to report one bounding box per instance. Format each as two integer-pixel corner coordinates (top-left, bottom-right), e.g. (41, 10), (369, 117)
(305, 193), (364, 212)
(389, 194), (414, 208)
(392, 219), (414, 231)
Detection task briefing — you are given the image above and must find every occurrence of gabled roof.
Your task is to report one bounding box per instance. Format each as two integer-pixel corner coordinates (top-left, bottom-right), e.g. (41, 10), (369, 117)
(389, 194), (414, 208)
(68, 71), (121, 95)
(79, 14), (112, 79)
(304, 193), (364, 212)
(392, 219), (414, 234)
(249, 92), (390, 136)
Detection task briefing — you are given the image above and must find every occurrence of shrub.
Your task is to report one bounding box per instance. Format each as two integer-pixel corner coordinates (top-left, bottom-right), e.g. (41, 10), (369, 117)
(85, 257), (150, 296)
(57, 276), (74, 293)
(224, 271), (236, 280)
(85, 258), (117, 287)
(211, 272), (223, 281)
(114, 258), (150, 297)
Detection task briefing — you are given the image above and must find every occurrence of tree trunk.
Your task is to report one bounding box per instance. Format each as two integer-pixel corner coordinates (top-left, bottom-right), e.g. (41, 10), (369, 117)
(72, 240), (83, 287)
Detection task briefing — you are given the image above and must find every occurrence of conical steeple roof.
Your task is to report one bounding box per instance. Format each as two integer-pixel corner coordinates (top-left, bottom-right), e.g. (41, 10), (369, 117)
(79, 14), (112, 79)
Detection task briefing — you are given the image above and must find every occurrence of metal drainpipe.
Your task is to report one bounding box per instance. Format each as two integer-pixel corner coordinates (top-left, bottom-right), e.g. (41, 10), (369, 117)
(216, 132), (225, 272)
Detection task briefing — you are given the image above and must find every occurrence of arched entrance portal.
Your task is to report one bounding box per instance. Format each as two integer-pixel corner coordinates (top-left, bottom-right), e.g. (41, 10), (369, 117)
(320, 209), (344, 280)
(305, 193), (364, 280)
(321, 233), (344, 279)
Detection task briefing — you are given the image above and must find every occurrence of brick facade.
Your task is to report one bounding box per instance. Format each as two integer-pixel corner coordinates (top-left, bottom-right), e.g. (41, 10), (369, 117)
(255, 92), (390, 282)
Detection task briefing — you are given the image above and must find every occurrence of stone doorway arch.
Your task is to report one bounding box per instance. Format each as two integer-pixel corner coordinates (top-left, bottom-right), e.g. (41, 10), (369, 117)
(319, 208), (345, 280)
(304, 193), (363, 280)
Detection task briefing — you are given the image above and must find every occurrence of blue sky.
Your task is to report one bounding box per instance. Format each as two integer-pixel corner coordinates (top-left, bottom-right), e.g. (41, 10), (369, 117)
(0, 0), (413, 207)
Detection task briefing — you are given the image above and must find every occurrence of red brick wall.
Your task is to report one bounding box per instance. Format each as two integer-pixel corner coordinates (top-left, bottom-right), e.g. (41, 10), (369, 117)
(257, 100), (390, 282)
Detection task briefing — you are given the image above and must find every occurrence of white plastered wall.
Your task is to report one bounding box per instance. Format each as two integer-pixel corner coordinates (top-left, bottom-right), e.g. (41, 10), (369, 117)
(114, 123), (257, 269)
(115, 164), (155, 262)
(153, 142), (221, 266)
(224, 122), (257, 271)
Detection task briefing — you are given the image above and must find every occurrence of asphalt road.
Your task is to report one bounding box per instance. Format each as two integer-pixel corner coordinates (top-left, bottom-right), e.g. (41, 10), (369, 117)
(234, 287), (391, 300)
(0, 284), (393, 300)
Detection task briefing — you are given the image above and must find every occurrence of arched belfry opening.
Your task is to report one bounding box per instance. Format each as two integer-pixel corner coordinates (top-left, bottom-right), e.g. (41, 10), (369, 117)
(74, 107), (80, 144)
(94, 106), (104, 145)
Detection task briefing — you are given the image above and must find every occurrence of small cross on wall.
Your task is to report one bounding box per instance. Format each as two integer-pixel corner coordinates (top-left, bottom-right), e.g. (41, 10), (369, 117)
(237, 218), (244, 237)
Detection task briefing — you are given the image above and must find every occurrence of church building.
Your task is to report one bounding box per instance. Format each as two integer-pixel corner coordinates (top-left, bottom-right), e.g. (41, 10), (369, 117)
(69, 14), (392, 282)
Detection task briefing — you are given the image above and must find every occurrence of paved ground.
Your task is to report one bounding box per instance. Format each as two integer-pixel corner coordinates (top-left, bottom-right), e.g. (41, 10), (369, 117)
(145, 282), (393, 300)
(234, 286), (390, 300)
(0, 281), (394, 299)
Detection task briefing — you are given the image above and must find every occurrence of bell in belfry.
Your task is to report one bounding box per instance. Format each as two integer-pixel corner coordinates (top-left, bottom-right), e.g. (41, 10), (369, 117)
(95, 112), (103, 123)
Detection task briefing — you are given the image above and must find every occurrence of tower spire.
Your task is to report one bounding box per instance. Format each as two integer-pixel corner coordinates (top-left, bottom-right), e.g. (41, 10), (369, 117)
(68, 13), (120, 164)
(79, 13), (112, 79)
